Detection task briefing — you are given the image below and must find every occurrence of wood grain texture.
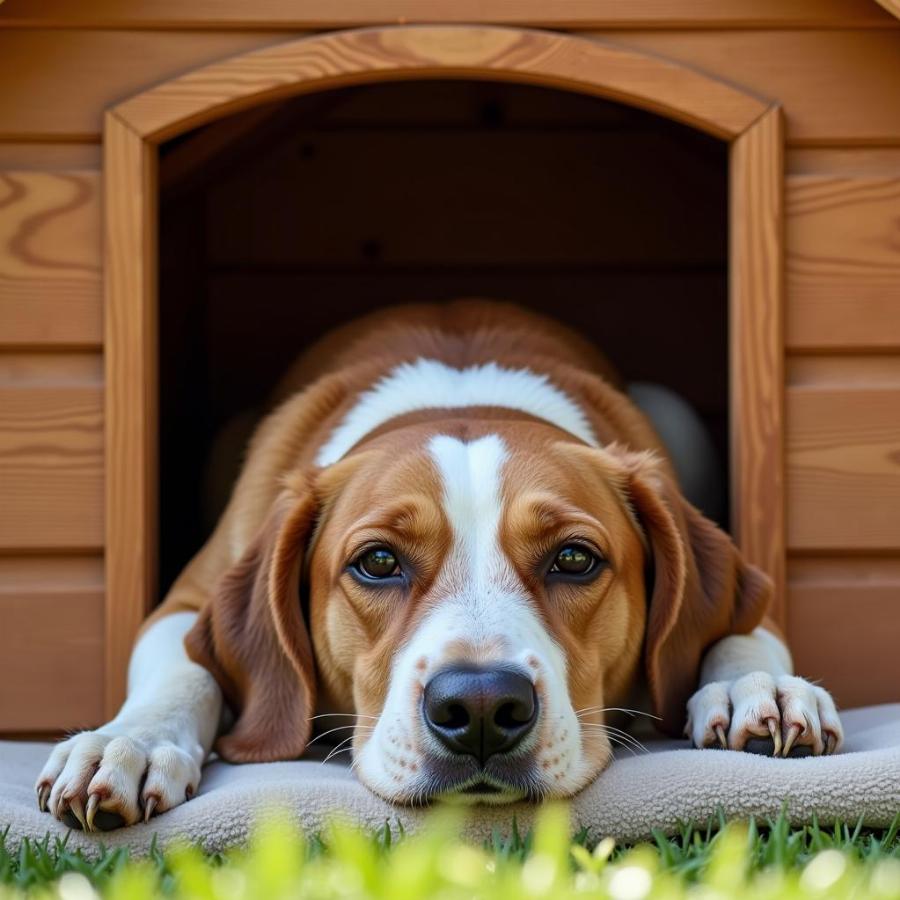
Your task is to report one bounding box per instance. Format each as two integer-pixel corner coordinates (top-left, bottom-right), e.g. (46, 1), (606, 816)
(3, 29), (900, 143)
(0, 30), (279, 141)
(787, 384), (900, 550)
(104, 114), (158, 715)
(114, 27), (767, 142)
(0, 170), (102, 348)
(0, 0), (894, 29)
(729, 107), (786, 625)
(0, 379), (103, 551)
(787, 355), (900, 388)
(788, 556), (900, 708)
(598, 30), (900, 146)
(0, 555), (104, 732)
(788, 147), (900, 175)
(0, 144), (102, 169)
(786, 175), (900, 351)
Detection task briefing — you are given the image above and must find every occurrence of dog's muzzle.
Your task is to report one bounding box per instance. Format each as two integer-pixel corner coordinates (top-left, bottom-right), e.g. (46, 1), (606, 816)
(422, 665), (538, 765)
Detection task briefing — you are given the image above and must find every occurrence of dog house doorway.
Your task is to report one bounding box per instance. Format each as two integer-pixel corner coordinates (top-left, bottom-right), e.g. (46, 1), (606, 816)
(105, 26), (784, 715)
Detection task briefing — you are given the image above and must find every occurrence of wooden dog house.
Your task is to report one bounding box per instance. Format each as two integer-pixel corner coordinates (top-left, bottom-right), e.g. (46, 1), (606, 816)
(1, 1), (899, 734)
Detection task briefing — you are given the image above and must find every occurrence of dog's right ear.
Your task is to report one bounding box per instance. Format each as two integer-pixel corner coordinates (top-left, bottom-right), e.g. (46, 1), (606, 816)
(184, 480), (318, 763)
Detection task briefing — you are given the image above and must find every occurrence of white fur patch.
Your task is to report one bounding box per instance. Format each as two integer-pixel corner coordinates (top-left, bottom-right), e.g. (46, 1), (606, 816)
(315, 359), (597, 467)
(353, 435), (592, 801)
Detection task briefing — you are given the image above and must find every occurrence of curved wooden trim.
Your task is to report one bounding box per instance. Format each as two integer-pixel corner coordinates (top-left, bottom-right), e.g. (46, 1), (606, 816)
(112, 26), (769, 142)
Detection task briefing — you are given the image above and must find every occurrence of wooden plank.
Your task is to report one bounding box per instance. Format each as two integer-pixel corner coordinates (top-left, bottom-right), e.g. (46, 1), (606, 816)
(0, 360), (104, 550)
(787, 383), (900, 551)
(600, 30), (900, 145)
(787, 355), (900, 387)
(787, 556), (900, 708)
(0, 555), (104, 732)
(786, 175), (900, 351)
(2, 29), (899, 143)
(104, 114), (158, 715)
(0, 144), (102, 169)
(0, 170), (102, 348)
(0, 30), (279, 141)
(1, 0), (894, 29)
(729, 107), (786, 625)
(788, 147), (900, 175)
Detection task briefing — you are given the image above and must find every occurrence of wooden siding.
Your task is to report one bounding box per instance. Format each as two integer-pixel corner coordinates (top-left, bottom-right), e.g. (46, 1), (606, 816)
(0, 9), (898, 727)
(786, 175), (900, 351)
(782, 157), (900, 698)
(0, 555), (104, 732)
(0, 354), (104, 551)
(788, 557), (900, 708)
(0, 170), (102, 348)
(2, 30), (900, 143)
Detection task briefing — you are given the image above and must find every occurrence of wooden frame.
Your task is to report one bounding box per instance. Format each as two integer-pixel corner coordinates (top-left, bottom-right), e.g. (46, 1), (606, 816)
(105, 24), (784, 713)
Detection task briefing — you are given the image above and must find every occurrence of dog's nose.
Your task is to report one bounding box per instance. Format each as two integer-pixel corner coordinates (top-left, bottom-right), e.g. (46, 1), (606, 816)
(422, 666), (538, 764)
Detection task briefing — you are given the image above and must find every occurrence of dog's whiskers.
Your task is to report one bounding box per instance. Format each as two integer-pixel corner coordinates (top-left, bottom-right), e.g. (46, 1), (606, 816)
(575, 706), (660, 721)
(580, 723), (649, 755)
(306, 724), (375, 748)
(322, 734), (357, 765)
(309, 713), (380, 722)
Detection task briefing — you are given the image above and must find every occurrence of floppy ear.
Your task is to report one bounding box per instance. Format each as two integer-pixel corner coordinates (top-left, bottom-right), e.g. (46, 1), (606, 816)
(184, 481), (318, 763)
(619, 453), (771, 736)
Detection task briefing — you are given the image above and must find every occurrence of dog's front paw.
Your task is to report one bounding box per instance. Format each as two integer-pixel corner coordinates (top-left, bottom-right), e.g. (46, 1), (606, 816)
(35, 729), (201, 831)
(686, 673), (843, 757)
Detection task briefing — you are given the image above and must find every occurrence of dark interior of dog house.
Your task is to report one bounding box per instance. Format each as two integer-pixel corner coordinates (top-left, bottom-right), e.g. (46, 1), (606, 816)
(158, 80), (729, 595)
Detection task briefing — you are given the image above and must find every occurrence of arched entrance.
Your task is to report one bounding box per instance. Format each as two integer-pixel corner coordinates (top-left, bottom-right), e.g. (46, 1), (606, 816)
(105, 25), (784, 711)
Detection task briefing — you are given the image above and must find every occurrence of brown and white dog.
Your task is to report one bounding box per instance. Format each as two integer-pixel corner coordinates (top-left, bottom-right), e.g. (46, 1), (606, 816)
(36, 301), (842, 830)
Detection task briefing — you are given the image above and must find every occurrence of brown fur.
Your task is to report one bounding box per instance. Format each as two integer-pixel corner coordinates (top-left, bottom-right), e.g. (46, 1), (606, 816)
(149, 299), (771, 763)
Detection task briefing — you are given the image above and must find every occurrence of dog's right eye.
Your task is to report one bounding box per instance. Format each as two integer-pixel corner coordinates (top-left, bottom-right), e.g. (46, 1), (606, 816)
(354, 547), (402, 580)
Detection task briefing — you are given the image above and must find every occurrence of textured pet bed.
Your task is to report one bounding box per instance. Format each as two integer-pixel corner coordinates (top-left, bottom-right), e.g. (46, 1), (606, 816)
(2, 705), (898, 856)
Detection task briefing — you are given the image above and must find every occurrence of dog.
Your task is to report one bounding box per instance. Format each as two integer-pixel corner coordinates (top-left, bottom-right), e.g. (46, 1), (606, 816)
(36, 300), (842, 830)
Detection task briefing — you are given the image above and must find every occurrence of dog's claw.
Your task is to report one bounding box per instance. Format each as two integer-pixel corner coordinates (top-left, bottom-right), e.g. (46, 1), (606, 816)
(714, 725), (727, 749)
(68, 796), (88, 831)
(143, 796), (157, 823)
(825, 732), (837, 755)
(782, 723), (803, 757)
(766, 718), (782, 756)
(36, 784), (50, 813)
(85, 793), (100, 831)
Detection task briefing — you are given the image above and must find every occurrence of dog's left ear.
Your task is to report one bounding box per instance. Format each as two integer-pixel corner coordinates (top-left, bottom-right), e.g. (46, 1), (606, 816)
(184, 479), (319, 763)
(614, 451), (772, 736)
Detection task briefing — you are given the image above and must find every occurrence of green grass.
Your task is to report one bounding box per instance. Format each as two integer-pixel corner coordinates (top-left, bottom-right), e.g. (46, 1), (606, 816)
(1, 808), (899, 899)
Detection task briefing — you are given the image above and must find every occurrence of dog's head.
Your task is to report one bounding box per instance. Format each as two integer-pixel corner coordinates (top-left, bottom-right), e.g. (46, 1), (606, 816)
(186, 416), (769, 803)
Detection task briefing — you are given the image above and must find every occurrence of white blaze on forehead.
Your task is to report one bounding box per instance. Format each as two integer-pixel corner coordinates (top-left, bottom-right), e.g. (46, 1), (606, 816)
(428, 433), (508, 588)
(315, 358), (597, 467)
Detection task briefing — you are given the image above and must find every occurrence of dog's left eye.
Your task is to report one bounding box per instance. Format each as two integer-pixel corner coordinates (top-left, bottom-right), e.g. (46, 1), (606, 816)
(549, 544), (600, 577)
(354, 547), (402, 580)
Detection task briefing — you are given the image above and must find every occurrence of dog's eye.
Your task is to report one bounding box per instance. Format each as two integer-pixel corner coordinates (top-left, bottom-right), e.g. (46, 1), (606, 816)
(355, 547), (401, 580)
(549, 544), (600, 577)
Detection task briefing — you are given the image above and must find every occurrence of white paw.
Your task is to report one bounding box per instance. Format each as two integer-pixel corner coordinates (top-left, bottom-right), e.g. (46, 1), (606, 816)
(686, 673), (843, 757)
(35, 728), (201, 830)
